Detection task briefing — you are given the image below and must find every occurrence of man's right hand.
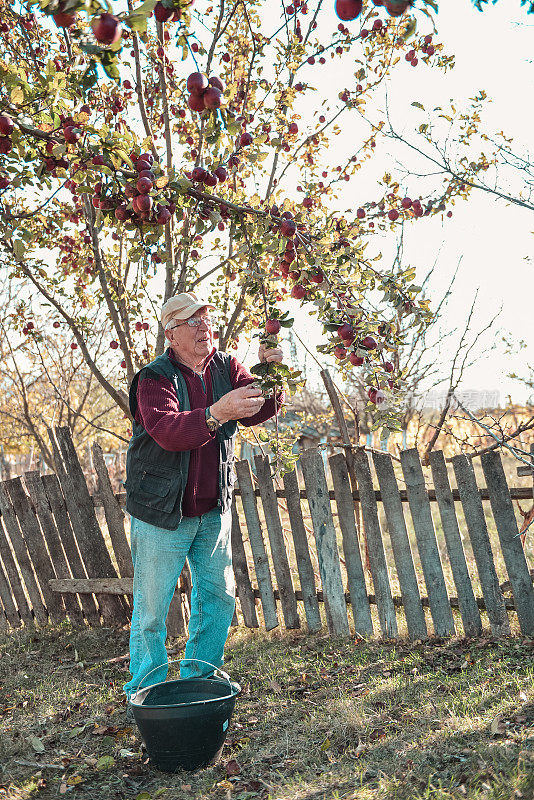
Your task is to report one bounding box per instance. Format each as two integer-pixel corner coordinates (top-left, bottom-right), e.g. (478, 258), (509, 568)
(210, 385), (265, 423)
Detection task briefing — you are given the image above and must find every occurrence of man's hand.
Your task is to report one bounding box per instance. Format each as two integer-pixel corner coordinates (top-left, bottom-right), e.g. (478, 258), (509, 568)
(258, 343), (284, 364)
(210, 385), (265, 423)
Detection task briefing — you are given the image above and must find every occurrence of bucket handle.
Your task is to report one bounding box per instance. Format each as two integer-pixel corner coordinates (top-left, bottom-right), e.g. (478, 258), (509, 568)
(130, 658), (233, 703)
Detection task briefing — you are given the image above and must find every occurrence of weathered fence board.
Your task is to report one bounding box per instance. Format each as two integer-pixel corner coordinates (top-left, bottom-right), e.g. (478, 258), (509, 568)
(300, 448), (350, 636)
(0, 556), (21, 628)
(452, 454), (510, 636)
(41, 474), (101, 627)
(234, 460), (278, 630)
(0, 483), (48, 626)
(329, 454), (373, 637)
(230, 501), (259, 629)
(372, 451), (428, 640)
(92, 443), (133, 580)
(353, 448), (398, 638)
(49, 427), (127, 626)
(481, 451), (534, 636)
(428, 451), (482, 638)
(282, 469), (322, 633)
(400, 449), (456, 638)
(0, 513), (33, 627)
(23, 471), (84, 627)
(254, 455), (300, 629)
(4, 478), (66, 624)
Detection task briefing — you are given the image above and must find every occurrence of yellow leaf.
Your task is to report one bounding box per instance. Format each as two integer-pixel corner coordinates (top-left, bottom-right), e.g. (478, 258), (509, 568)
(320, 737), (331, 751)
(67, 776), (84, 786)
(10, 86), (24, 104)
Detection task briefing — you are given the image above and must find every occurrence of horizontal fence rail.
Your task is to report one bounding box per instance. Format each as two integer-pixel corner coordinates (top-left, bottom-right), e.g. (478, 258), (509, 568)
(0, 427), (533, 641)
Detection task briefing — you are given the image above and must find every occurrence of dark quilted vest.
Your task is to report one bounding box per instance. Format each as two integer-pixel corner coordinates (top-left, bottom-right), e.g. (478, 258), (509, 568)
(125, 351), (237, 530)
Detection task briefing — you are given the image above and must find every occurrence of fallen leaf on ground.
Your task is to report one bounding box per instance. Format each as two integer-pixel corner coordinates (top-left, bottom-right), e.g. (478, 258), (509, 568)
(225, 758), (242, 776)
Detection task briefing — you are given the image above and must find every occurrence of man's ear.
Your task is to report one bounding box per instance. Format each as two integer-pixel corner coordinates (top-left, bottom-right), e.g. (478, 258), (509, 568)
(164, 328), (172, 343)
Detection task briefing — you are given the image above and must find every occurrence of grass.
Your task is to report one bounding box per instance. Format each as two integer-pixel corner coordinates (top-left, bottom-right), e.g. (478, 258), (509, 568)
(0, 623), (533, 800)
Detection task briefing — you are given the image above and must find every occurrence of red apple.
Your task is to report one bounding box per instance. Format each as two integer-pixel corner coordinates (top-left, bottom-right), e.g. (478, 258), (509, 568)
(288, 122), (298, 134)
(0, 137), (12, 154)
(53, 11), (76, 27)
(115, 205), (128, 221)
(110, 340), (119, 349)
(334, 345), (347, 359)
(356, 208), (365, 219)
(367, 387), (377, 403)
(214, 166), (228, 182)
(92, 13), (122, 45)
(203, 172), (218, 187)
(335, 0), (363, 20)
(136, 176), (153, 194)
(157, 207), (171, 224)
(135, 158), (152, 172)
(337, 323), (354, 340)
(0, 115), (14, 136)
(385, 0), (411, 15)
(192, 166), (207, 182)
(188, 92), (206, 112)
(310, 270), (324, 283)
(136, 195), (153, 213)
(209, 76), (225, 91)
(349, 353), (364, 366)
(63, 126), (81, 144)
(291, 284), (306, 299)
(361, 335), (377, 350)
(53, 321), (61, 328)
(388, 209), (399, 221)
(187, 72), (208, 93)
(240, 132), (253, 147)
(203, 87), (222, 109)
(280, 219), (296, 238)
(0, 176), (9, 190)
(384, 361), (394, 372)
(265, 318), (281, 334)
(154, 1), (174, 22)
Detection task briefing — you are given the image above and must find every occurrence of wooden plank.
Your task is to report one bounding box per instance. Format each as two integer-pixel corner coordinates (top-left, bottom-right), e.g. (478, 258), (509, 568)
(41, 474), (100, 626)
(329, 454), (373, 637)
(0, 603), (7, 633)
(429, 451), (482, 637)
(452, 454), (510, 636)
(0, 553), (21, 628)
(371, 451), (428, 641)
(0, 482), (48, 626)
(91, 443), (133, 578)
(49, 427), (127, 626)
(481, 451), (534, 636)
(400, 449), (456, 638)
(353, 448), (397, 638)
(98, 486), (534, 508)
(3, 478), (66, 624)
(282, 469), (322, 633)
(299, 448), (350, 636)
(234, 460), (278, 630)
(23, 472), (84, 627)
(230, 501), (259, 628)
(254, 455), (300, 629)
(0, 515), (33, 627)
(48, 577), (526, 612)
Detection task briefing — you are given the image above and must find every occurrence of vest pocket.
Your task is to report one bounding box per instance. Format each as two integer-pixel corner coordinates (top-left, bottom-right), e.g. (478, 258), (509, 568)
(133, 460), (183, 513)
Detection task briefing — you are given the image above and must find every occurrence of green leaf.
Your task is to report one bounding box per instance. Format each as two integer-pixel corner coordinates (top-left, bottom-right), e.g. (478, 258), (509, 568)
(96, 755), (115, 771)
(126, 0), (157, 33)
(411, 102), (425, 111)
(13, 239), (26, 260)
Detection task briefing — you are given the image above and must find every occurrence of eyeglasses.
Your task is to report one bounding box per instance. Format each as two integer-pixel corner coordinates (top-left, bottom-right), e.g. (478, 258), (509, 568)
(168, 315), (215, 330)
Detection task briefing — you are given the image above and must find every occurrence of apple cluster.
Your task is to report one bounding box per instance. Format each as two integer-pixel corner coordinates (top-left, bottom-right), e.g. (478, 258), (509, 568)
(102, 152), (176, 226)
(335, 0), (412, 21)
(334, 323), (395, 405)
(186, 72), (225, 113)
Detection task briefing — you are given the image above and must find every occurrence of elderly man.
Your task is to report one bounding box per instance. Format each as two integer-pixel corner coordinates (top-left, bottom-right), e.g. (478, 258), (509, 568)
(123, 292), (283, 701)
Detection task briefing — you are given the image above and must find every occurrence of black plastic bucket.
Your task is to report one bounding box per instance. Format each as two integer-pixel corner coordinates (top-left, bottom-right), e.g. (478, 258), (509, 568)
(130, 659), (240, 772)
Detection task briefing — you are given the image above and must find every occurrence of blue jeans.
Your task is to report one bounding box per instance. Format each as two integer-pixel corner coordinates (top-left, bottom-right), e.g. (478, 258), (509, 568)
(123, 507), (235, 698)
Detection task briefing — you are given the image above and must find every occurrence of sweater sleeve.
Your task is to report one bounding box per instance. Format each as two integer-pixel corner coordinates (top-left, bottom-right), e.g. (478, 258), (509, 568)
(229, 357), (285, 427)
(136, 374), (215, 452)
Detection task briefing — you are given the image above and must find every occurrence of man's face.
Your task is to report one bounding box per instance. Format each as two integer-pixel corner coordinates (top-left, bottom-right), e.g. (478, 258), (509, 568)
(165, 306), (214, 365)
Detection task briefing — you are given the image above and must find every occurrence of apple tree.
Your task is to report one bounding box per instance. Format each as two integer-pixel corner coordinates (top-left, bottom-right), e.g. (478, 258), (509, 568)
(0, 0), (463, 472)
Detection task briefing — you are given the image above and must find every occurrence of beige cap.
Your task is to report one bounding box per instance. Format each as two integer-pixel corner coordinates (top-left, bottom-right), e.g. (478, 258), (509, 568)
(161, 292), (215, 330)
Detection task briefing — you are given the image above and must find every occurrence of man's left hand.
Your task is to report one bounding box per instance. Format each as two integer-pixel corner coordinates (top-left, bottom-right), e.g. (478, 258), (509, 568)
(258, 343), (284, 364)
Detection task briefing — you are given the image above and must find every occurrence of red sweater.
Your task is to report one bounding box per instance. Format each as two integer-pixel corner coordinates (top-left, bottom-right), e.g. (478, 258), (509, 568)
(135, 348), (283, 517)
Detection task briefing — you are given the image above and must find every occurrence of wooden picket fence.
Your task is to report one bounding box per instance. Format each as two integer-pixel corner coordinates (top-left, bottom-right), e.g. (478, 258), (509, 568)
(0, 426), (533, 640)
